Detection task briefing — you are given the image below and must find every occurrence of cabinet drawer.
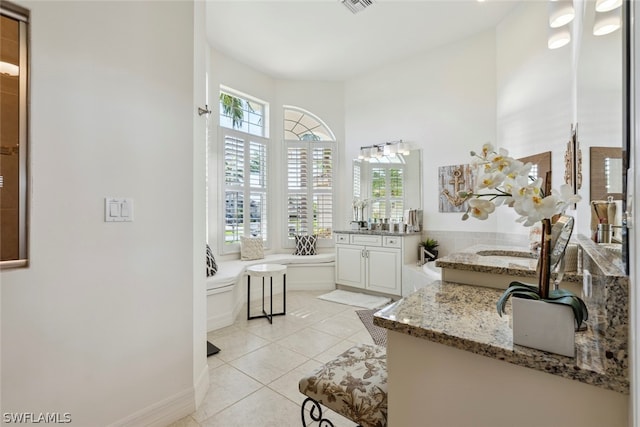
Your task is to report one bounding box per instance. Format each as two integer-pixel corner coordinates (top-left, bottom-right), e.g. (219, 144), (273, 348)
(335, 233), (349, 243)
(383, 236), (402, 248)
(350, 234), (382, 246)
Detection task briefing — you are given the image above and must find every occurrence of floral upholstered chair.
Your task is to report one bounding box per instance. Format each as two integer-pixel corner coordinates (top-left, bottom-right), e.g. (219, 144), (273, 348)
(299, 344), (387, 427)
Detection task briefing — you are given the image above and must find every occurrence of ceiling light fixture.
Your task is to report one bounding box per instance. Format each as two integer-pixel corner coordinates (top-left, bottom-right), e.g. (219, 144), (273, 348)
(341, 0), (374, 14)
(593, 7), (621, 36)
(549, 0), (575, 28)
(595, 0), (622, 12)
(548, 25), (571, 49)
(0, 61), (19, 77)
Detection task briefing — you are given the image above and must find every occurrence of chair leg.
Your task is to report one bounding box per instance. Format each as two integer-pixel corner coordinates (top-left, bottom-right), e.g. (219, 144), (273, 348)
(301, 397), (335, 427)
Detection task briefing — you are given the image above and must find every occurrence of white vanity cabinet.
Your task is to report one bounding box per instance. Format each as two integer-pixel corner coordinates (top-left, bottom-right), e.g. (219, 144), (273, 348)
(335, 232), (420, 296)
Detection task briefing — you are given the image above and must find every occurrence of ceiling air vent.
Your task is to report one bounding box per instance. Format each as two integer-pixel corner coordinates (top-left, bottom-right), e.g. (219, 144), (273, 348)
(341, 0), (374, 14)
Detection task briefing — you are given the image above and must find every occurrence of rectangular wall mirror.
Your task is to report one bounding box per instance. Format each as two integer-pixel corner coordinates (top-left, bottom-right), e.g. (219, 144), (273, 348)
(590, 146), (623, 201)
(353, 149), (422, 224)
(1, 3), (30, 269)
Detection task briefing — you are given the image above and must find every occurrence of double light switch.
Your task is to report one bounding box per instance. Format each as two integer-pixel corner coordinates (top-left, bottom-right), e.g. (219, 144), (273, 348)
(105, 197), (134, 222)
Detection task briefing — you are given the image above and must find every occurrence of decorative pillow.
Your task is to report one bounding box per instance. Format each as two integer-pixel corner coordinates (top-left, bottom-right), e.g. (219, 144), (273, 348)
(240, 236), (264, 261)
(293, 234), (318, 256)
(206, 244), (217, 277)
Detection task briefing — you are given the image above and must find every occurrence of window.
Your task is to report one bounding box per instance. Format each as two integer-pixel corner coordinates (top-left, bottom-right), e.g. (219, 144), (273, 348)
(1, 3), (29, 268)
(220, 86), (265, 137)
(284, 107), (335, 243)
(220, 88), (268, 250)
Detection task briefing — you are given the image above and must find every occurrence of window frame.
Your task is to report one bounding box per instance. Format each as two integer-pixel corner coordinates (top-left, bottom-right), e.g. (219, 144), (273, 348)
(218, 87), (270, 255)
(283, 139), (336, 249)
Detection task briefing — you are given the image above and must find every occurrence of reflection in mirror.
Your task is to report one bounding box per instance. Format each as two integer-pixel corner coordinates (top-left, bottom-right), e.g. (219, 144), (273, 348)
(518, 151), (551, 187)
(550, 215), (574, 272)
(353, 149), (422, 226)
(590, 147), (623, 244)
(590, 146), (623, 201)
(577, 0), (626, 271)
(1, 3), (29, 268)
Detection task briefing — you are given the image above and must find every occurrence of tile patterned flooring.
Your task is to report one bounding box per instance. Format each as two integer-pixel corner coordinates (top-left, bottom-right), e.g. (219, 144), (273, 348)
(169, 290), (377, 427)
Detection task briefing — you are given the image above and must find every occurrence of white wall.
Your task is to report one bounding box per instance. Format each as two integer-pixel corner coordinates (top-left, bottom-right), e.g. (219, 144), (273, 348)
(495, 1), (574, 236)
(191, 0), (210, 410)
(1, 1), (205, 425)
(496, 1), (623, 238)
(344, 29), (498, 234)
(575, 0), (624, 238)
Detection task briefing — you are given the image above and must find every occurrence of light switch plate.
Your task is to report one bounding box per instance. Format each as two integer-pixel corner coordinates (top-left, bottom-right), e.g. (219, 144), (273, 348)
(105, 197), (134, 222)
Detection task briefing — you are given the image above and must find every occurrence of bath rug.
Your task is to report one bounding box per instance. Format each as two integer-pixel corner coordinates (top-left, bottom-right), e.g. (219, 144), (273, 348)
(317, 289), (391, 309)
(356, 309), (388, 346)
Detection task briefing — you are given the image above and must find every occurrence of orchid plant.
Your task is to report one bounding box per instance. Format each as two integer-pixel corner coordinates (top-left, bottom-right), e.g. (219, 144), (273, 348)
(352, 198), (369, 222)
(352, 198), (369, 210)
(458, 144), (581, 225)
(458, 143), (587, 328)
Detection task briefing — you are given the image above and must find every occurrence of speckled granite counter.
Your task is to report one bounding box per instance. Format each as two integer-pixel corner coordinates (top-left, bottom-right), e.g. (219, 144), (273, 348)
(373, 280), (629, 394)
(435, 243), (582, 283)
(435, 235), (626, 284)
(334, 229), (421, 237)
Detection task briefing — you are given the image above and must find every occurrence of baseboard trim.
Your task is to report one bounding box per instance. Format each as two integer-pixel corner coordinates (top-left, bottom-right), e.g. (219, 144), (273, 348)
(194, 364), (210, 410)
(108, 387), (194, 427)
(287, 281), (335, 291)
(207, 310), (235, 331)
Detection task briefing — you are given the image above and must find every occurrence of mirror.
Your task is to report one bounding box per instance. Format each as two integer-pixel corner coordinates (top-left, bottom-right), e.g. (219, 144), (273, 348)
(519, 151), (552, 187)
(550, 215), (574, 272)
(353, 149), (422, 225)
(576, 0), (626, 270)
(590, 146), (623, 201)
(0, 4), (29, 269)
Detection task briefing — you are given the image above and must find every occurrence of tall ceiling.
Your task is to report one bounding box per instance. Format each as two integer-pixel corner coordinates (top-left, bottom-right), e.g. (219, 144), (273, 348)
(205, 0), (519, 82)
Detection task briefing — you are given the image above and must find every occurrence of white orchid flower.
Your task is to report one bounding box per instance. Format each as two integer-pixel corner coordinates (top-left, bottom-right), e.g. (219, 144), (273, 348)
(467, 198), (496, 220)
(513, 192), (559, 225)
(503, 159), (529, 179)
(555, 184), (582, 211)
(479, 143), (494, 160)
(487, 150), (512, 173)
(477, 171), (506, 190)
(462, 144), (581, 226)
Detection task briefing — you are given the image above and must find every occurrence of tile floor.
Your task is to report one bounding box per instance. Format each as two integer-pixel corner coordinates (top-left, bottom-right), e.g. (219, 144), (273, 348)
(169, 290), (380, 427)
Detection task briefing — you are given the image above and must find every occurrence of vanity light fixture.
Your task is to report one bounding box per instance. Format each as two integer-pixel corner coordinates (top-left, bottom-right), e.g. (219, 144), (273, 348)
(595, 0), (621, 12)
(549, 0), (575, 28)
(398, 142), (410, 156)
(548, 25), (571, 49)
(341, 0), (373, 14)
(359, 140), (409, 161)
(593, 7), (621, 36)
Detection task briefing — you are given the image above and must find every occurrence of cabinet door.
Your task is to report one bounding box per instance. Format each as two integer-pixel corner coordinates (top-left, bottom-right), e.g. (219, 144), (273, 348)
(336, 244), (366, 288)
(366, 247), (401, 295)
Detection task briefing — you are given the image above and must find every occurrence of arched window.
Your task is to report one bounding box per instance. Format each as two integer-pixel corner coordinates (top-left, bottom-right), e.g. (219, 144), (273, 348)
(284, 107), (335, 141)
(284, 106), (336, 244)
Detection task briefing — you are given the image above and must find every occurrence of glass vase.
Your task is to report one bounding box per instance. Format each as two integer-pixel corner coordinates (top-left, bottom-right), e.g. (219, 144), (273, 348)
(537, 218), (552, 299)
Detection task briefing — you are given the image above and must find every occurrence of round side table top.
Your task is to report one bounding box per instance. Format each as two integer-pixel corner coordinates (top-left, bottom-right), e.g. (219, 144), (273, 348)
(246, 263), (287, 277)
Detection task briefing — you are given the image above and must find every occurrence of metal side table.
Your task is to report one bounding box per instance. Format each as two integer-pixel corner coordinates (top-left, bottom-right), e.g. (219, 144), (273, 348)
(246, 263), (287, 324)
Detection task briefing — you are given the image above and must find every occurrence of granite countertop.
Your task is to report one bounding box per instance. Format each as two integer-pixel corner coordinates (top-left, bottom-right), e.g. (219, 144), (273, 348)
(435, 244), (582, 283)
(373, 280), (629, 394)
(334, 230), (421, 237)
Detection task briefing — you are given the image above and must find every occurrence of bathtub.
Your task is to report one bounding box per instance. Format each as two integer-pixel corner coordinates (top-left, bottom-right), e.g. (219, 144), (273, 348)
(422, 261), (442, 279)
(402, 261), (442, 296)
